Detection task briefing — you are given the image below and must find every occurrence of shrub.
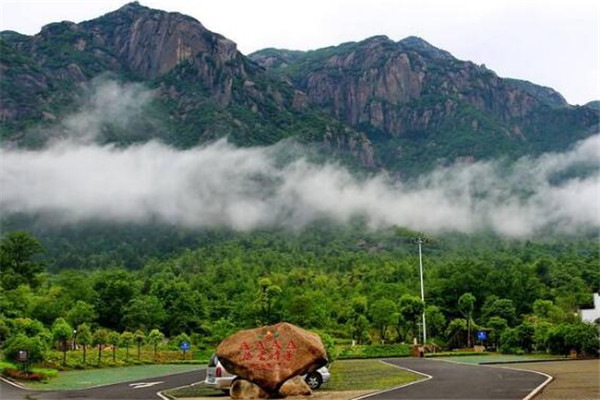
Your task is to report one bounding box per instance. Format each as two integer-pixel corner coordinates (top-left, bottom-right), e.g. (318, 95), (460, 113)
(546, 323), (600, 356)
(3, 368), (46, 381)
(2, 333), (47, 367)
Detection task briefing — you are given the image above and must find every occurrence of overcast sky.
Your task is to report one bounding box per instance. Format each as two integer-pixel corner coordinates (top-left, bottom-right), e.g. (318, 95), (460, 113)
(1, 0), (598, 105)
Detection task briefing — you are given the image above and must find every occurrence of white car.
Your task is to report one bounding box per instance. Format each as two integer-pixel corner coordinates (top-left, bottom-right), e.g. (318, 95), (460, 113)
(204, 354), (330, 391)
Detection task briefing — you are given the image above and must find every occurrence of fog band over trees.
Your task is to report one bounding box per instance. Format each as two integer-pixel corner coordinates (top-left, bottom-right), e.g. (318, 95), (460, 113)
(1, 81), (598, 237)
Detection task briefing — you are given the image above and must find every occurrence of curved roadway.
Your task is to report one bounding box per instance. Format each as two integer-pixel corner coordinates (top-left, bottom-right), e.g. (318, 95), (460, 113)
(364, 358), (548, 400)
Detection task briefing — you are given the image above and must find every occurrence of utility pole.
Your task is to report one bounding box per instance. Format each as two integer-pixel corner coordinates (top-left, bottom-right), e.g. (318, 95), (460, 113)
(417, 237), (427, 345)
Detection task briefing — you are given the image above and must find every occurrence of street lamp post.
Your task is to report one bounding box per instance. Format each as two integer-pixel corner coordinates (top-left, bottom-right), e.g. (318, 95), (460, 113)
(417, 237), (427, 345)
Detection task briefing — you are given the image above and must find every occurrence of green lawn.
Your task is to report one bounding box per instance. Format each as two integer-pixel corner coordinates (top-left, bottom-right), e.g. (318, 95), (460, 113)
(438, 353), (566, 365)
(23, 364), (203, 390)
(324, 359), (422, 391)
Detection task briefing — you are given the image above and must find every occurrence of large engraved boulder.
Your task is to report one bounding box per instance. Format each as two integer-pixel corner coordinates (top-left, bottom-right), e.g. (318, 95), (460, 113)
(216, 322), (327, 394)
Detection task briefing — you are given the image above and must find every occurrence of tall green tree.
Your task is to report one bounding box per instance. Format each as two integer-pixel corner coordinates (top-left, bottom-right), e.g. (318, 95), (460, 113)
(147, 329), (164, 359)
(92, 328), (108, 366)
(66, 301), (97, 328)
(51, 318), (72, 367)
(93, 269), (136, 330)
(458, 293), (476, 347)
(370, 299), (397, 343)
(77, 323), (92, 365)
(425, 305), (446, 339)
(0, 231), (44, 290)
(121, 295), (166, 332)
(482, 298), (516, 326)
(350, 296), (369, 344)
(134, 329), (145, 360)
(255, 277), (282, 326)
(398, 295), (424, 342)
(121, 331), (134, 360)
(108, 331), (120, 363)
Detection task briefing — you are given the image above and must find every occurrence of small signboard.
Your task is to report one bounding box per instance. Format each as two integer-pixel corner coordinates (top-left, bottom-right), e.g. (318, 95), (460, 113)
(17, 350), (28, 362)
(477, 331), (487, 341)
(180, 342), (190, 351)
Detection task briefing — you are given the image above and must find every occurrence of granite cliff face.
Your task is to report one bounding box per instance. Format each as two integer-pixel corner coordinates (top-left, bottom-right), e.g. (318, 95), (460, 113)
(1, 2), (598, 175)
(0, 2), (375, 165)
(250, 35), (596, 139)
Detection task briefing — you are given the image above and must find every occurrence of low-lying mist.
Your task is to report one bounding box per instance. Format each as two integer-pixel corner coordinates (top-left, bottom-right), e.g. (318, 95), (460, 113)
(2, 135), (598, 237)
(1, 82), (598, 237)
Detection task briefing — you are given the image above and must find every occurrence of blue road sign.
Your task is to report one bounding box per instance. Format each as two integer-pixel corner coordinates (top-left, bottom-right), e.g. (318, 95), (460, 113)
(477, 331), (487, 341)
(180, 341), (190, 351)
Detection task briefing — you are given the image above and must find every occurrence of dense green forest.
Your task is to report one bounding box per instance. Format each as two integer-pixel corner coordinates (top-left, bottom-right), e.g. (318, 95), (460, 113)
(1, 221), (598, 370)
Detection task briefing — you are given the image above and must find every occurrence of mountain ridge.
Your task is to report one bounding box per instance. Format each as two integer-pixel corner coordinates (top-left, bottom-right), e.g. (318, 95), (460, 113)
(1, 2), (598, 176)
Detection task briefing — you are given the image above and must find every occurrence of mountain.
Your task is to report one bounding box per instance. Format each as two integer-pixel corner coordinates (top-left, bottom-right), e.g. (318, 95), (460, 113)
(250, 36), (599, 173)
(1, 2), (598, 175)
(0, 2), (374, 164)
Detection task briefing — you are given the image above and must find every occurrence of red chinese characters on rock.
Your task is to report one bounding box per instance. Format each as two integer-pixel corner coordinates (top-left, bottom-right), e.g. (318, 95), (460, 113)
(238, 337), (297, 369)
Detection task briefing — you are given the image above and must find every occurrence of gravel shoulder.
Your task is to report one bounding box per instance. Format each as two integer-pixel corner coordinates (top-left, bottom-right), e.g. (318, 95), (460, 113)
(509, 359), (599, 400)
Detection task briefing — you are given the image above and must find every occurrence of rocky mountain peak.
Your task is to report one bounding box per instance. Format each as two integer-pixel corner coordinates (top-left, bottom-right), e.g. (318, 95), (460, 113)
(76, 2), (238, 80)
(397, 36), (453, 59)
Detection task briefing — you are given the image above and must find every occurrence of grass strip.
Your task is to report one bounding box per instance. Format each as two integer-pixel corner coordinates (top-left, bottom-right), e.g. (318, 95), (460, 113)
(22, 364), (203, 390)
(324, 359), (422, 391)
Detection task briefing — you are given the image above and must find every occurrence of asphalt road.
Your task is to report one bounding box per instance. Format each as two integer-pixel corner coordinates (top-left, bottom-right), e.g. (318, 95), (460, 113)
(0, 368), (205, 400)
(0, 359), (549, 400)
(363, 358), (548, 400)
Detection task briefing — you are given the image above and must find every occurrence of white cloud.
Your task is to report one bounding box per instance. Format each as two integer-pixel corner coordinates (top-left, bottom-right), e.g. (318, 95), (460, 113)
(2, 134), (598, 237)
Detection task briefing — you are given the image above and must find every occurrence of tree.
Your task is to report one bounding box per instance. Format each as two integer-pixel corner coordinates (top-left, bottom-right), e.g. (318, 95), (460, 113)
(398, 295), (424, 343)
(121, 331), (134, 360)
(370, 299), (397, 343)
(92, 329), (109, 366)
(352, 314), (370, 345)
(446, 318), (468, 348)
(255, 277), (282, 326)
(482, 298), (516, 326)
(0, 231), (44, 290)
(350, 296), (369, 344)
(134, 330), (145, 360)
(486, 316), (508, 349)
(458, 293), (476, 347)
(93, 269), (136, 330)
(500, 323), (535, 353)
(108, 331), (120, 363)
(51, 318), (72, 367)
(532, 299), (564, 323)
(66, 301), (97, 328)
(77, 323), (92, 365)
(121, 295), (166, 332)
(147, 329), (164, 359)
(425, 305), (446, 339)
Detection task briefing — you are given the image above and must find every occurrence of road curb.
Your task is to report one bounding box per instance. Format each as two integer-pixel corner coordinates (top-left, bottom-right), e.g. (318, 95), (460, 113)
(0, 375), (28, 390)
